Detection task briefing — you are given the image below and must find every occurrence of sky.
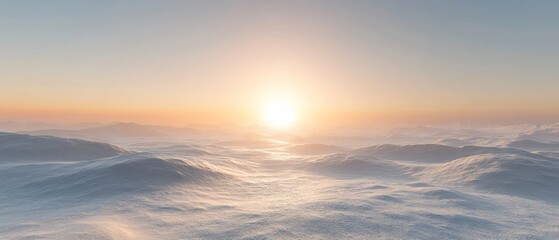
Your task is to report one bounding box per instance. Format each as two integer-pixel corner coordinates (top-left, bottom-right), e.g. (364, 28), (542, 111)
(1, 0), (558, 127)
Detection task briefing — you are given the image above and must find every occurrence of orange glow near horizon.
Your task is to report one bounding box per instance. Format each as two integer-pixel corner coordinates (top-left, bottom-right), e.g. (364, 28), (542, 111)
(2, 104), (559, 128)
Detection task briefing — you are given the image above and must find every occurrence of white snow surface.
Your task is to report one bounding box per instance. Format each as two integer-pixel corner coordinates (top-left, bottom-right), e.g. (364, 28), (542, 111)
(1, 123), (559, 239)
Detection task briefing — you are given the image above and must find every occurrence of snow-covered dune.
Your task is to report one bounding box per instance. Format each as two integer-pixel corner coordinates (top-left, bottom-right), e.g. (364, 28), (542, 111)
(304, 153), (410, 179)
(0, 132), (129, 163)
(505, 139), (559, 151)
(16, 154), (233, 198)
(306, 143), (559, 202)
(419, 153), (559, 202)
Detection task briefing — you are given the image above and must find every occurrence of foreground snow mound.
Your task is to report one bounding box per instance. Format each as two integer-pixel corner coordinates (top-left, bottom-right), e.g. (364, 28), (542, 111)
(0, 132), (128, 163)
(420, 153), (559, 202)
(22, 154), (232, 197)
(354, 144), (534, 163)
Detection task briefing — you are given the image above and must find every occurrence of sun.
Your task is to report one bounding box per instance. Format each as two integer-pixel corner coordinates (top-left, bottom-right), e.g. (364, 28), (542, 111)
(263, 100), (296, 129)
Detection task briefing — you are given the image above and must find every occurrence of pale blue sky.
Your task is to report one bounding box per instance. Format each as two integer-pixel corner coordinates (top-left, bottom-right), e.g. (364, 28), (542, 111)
(1, 0), (558, 124)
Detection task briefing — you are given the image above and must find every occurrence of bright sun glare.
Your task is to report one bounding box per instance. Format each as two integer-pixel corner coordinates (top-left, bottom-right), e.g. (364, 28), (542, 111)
(263, 101), (296, 129)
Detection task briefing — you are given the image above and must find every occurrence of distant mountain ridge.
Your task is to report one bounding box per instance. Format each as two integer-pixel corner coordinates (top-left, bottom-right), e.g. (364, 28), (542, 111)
(0, 121), (104, 132)
(20, 122), (199, 140)
(0, 132), (129, 162)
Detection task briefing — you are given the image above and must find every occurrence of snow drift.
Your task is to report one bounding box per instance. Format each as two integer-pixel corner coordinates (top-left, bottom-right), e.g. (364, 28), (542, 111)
(19, 153), (233, 198)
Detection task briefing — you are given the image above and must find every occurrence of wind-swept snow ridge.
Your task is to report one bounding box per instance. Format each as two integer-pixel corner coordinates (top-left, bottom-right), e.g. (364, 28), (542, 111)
(354, 144), (537, 163)
(20, 153), (233, 198)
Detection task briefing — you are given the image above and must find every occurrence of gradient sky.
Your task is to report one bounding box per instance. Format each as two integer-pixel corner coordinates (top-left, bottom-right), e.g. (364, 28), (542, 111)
(1, 0), (558, 126)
